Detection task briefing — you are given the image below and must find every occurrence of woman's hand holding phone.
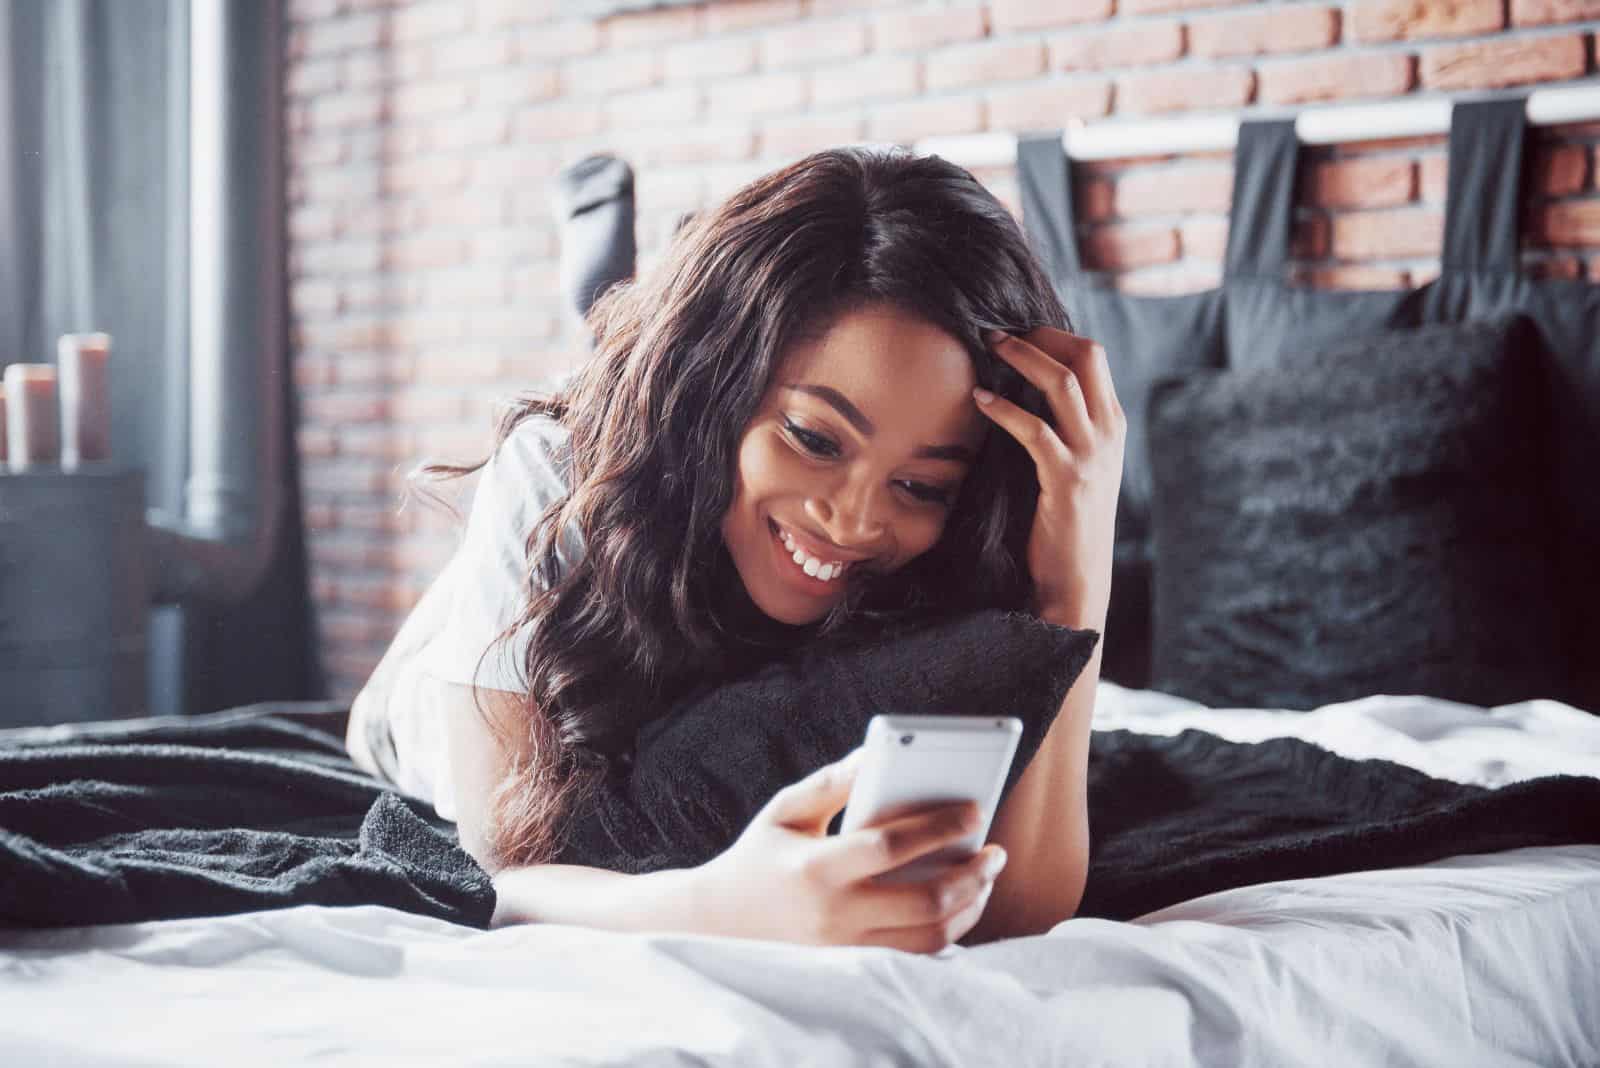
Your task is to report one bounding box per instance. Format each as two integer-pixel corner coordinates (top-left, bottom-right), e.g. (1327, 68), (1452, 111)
(694, 749), (1008, 954)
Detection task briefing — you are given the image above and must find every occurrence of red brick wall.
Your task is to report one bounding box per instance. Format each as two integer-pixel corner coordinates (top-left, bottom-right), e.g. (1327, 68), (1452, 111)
(284, 0), (1600, 699)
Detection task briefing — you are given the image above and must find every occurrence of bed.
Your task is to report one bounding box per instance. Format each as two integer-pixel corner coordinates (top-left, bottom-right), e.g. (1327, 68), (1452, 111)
(3, 681), (1596, 1067)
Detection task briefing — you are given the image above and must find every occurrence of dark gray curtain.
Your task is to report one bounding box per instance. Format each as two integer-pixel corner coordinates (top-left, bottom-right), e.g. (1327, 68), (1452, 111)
(1, 0), (189, 715)
(1, 0), (320, 715)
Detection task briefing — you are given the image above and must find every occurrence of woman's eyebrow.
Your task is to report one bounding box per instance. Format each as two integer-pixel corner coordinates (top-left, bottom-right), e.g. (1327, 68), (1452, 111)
(780, 383), (975, 464)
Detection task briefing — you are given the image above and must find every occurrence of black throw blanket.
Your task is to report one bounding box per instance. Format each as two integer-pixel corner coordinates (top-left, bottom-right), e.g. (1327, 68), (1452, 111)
(2, 703), (1597, 929)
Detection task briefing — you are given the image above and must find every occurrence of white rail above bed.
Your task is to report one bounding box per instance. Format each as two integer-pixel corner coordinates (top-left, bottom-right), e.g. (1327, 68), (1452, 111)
(899, 82), (1600, 166)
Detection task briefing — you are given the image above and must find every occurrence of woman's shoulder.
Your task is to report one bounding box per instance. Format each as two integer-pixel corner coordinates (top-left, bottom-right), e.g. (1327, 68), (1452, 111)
(489, 411), (573, 497)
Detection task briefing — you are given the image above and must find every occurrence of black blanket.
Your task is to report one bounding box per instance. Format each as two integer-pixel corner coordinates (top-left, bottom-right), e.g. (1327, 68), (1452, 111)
(2, 703), (1597, 929)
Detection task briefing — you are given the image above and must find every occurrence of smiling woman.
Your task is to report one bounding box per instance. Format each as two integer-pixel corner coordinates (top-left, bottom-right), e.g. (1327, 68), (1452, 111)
(347, 145), (1117, 951)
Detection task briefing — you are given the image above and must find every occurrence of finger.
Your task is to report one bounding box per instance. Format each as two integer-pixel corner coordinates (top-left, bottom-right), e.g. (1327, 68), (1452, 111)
(987, 330), (1094, 455)
(858, 875), (998, 955)
(845, 845), (1004, 933)
(971, 386), (1076, 490)
(764, 747), (866, 833)
(813, 799), (980, 886)
(1019, 325), (1123, 431)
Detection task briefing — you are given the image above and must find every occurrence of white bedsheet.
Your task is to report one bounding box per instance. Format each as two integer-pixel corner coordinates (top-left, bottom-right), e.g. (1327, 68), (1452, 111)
(3, 685), (1598, 1067)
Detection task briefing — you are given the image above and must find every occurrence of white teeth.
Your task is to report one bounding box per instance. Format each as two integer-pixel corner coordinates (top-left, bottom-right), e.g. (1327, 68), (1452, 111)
(776, 525), (847, 582)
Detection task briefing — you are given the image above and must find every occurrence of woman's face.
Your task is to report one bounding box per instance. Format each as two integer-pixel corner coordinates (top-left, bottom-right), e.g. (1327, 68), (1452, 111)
(720, 302), (989, 626)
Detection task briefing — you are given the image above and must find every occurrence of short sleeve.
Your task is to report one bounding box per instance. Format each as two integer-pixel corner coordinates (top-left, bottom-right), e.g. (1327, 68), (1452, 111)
(419, 417), (580, 694)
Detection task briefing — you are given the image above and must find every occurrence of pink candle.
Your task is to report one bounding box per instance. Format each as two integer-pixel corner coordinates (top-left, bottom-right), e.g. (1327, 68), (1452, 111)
(58, 332), (112, 467)
(3, 364), (60, 469)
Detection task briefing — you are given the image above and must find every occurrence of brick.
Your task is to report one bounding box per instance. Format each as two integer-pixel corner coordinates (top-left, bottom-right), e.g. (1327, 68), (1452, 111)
(990, 0), (1111, 31)
(289, 205), (338, 243)
(1114, 164), (1234, 216)
(1116, 66), (1254, 114)
(292, 279), (342, 317)
(606, 85), (702, 127)
(1257, 52), (1415, 104)
(873, 8), (987, 53)
(381, 157), (469, 195)
(1188, 6), (1340, 58)
(635, 123), (758, 165)
(601, 4), (702, 48)
(1306, 157), (1416, 209)
(415, 347), (507, 383)
(288, 0), (342, 22)
(926, 40), (1046, 91)
(1418, 153), (1449, 201)
(303, 460), (394, 497)
(391, 2), (466, 43)
(433, 34), (516, 76)
(477, 66), (560, 108)
(294, 13), (385, 57)
(290, 135), (346, 168)
(1535, 144), (1591, 197)
(340, 51), (389, 90)
(302, 503), (339, 531)
(1049, 21), (1185, 71)
(664, 36), (760, 82)
(706, 72), (808, 118)
(867, 95), (984, 143)
(1349, 0), (1502, 41)
(389, 80), (470, 121)
(760, 17), (868, 69)
(297, 426), (339, 459)
(478, 0), (564, 26)
(1120, 0), (1252, 11)
(811, 55), (920, 107)
(308, 90), (384, 130)
(428, 110), (512, 151)
(294, 238), (381, 276)
(1512, 0), (1600, 24)
(516, 20), (603, 60)
(564, 50), (662, 95)
(1525, 254), (1585, 279)
(1293, 213), (1331, 259)
(1178, 216), (1228, 260)
(1116, 264), (1222, 295)
(1300, 265), (1412, 289)
(287, 58), (341, 98)
(303, 391), (390, 424)
(382, 235), (470, 271)
(705, 0), (802, 34)
(986, 80), (1113, 131)
(759, 113), (864, 157)
(1077, 176), (1115, 221)
(515, 102), (605, 142)
(1541, 200), (1600, 246)
(1420, 33), (1588, 90)
(1083, 223), (1180, 270)
(1332, 207), (1445, 258)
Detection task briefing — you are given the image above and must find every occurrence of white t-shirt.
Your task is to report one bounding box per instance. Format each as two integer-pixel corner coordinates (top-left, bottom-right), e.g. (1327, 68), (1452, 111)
(419, 414), (584, 692)
(381, 413), (584, 822)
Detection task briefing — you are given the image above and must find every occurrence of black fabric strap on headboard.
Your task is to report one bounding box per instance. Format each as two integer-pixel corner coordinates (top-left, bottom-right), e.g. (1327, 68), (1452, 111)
(1018, 132), (1085, 278)
(1442, 97), (1528, 274)
(1223, 119), (1299, 281)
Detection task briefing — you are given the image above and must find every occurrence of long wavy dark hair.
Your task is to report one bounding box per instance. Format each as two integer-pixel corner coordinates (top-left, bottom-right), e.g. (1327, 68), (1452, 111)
(429, 146), (1069, 870)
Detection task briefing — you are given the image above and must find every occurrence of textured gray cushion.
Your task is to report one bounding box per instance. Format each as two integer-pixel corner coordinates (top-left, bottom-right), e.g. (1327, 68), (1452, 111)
(1146, 316), (1569, 710)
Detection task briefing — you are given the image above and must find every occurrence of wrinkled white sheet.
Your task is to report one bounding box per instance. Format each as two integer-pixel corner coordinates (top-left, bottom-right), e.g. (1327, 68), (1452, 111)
(3, 685), (1598, 1067)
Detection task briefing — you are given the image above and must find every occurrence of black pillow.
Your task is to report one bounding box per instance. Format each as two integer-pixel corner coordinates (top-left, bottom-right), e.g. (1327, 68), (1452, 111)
(551, 609), (1100, 873)
(1145, 316), (1568, 711)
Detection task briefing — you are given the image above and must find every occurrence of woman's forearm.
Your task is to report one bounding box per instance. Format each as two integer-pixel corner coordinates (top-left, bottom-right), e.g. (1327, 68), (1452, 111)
(490, 863), (707, 933)
(962, 618), (1100, 945)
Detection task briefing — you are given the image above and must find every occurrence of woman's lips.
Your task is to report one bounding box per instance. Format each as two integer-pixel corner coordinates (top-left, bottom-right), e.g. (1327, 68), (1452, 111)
(768, 518), (848, 594)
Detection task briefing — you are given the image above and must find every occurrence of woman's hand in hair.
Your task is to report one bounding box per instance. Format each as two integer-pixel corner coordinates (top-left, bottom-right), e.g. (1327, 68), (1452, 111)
(974, 328), (1127, 632)
(692, 749), (1008, 954)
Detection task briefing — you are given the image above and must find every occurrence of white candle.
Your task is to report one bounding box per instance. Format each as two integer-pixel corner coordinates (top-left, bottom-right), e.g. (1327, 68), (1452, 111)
(4, 363), (60, 469)
(58, 332), (112, 468)
(0, 385), (7, 464)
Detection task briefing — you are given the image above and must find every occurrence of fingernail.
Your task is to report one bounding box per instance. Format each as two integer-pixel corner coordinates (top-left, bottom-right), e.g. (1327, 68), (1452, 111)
(984, 851), (1007, 878)
(972, 387), (994, 405)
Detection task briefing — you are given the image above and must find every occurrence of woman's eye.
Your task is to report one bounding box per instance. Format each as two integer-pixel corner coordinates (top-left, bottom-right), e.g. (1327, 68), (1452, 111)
(900, 482), (952, 506)
(784, 421), (839, 458)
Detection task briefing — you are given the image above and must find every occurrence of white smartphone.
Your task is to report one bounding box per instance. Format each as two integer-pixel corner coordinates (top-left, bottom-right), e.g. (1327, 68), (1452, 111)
(838, 714), (1023, 885)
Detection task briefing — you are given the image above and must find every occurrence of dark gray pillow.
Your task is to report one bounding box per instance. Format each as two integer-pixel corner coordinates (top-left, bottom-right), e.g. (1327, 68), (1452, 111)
(1145, 316), (1568, 711)
(552, 609), (1100, 873)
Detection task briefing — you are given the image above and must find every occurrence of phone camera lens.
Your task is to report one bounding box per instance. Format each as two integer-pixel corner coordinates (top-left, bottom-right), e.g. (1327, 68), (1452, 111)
(899, 734), (914, 746)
